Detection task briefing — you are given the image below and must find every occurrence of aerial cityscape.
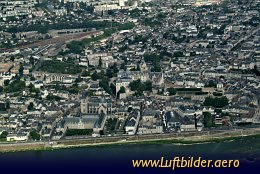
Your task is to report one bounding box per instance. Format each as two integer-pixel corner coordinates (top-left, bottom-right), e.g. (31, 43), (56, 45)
(0, 0), (260, 152)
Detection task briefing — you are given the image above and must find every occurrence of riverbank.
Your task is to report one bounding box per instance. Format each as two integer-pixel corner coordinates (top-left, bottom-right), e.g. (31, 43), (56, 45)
(1, 127), (260, 153)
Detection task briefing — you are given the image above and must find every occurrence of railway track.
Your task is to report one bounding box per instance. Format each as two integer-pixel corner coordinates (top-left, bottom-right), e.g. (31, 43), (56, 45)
(0, 30), (102, 53)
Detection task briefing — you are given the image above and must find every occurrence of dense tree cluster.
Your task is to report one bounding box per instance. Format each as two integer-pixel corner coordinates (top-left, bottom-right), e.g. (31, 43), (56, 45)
(4, 79), (25, 93)
(46, 94), (62, 101)
(30, 130), (41, 140)
(203, 96), (229, 108)
(203, 112), (215, 128)
(106, 118), (118, 132)
(0, 131), (8, 139)
(129, 80), (152, 96)
(66, 129), (93, 136)
(205, 81), (217, 88)
(91, 70), (115, 95)
(167, 88), (177, 96)
(39, 60), (83, 74)
(143, 53), (162, 72)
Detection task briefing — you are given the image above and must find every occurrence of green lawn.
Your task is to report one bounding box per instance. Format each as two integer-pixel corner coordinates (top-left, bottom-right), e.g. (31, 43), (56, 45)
(39, 60), (83, 74)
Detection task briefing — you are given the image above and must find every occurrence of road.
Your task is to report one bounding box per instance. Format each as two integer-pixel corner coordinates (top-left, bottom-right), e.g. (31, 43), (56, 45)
(229, 25), (260, 52)
(1, 127), (260, 152)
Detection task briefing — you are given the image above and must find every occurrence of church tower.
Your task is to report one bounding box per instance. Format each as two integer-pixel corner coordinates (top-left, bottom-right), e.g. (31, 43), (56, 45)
(139, 57), (148, 71)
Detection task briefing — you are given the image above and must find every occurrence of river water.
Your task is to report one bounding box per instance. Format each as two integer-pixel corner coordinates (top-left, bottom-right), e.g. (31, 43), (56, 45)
(1, 136), (260, 173)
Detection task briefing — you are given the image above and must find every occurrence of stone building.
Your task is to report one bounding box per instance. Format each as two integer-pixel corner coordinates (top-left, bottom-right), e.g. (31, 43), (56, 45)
(80, 96), (113, 115)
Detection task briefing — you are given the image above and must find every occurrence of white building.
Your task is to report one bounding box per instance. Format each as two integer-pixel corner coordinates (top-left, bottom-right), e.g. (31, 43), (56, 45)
(115, 78), (131, 94)
(6, 133), (29, 142)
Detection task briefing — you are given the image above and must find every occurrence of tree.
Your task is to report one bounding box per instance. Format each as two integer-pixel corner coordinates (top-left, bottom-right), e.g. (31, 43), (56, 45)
(29, 56), (34, 65)
(0, 131), (8, 139)
(203, 112), (215, 128)
(98, 57), (102, 67)
(91, 71), (99, 81)
(173, 51), (183, 57)
(27, 102), (34, 111)
(106, 69), (113, 78)
(167, 88), (177, 95)
(213, 92), (223, 96)
(11, 33), (16, 38)
(19, 64), (24, 76)
(152, 62), (161, 72)
(4, 79), (25, 93)
(10, 56), (15, 61)
(110, 83), (116, 95)
(129, 79), (143, 91)
(144, 81), (152, 92)
(66, 129), (93, 136)
(203, 96), (229, 108)
(99, 79), (112, 95)
(85, 90), (93, 97)
(86, 5), (94, 13)
(74, 76), (82, 86)
(30, 130), (40, 140)
(117, 86), (126, 98)
(99, 130), (105, 135)
(129, 80), (152, 96)
(66, 41), (83, 54)
(47, 94), (62, 101)
(205, 80), (217, 88)
(253, 65), (260, 76)
(127, 107), (133, 112)
(4, 80), (10, 86)
(40, 60), (83, 74)
(5, 101), (10, 110)
(143, 53), (160, 62)
(82, 70), (90, 77)
(120, 62), (127, 70)
(111, 64), (119, 75)
(118, 86), (126, 93)
(29, 83), (40, 93)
